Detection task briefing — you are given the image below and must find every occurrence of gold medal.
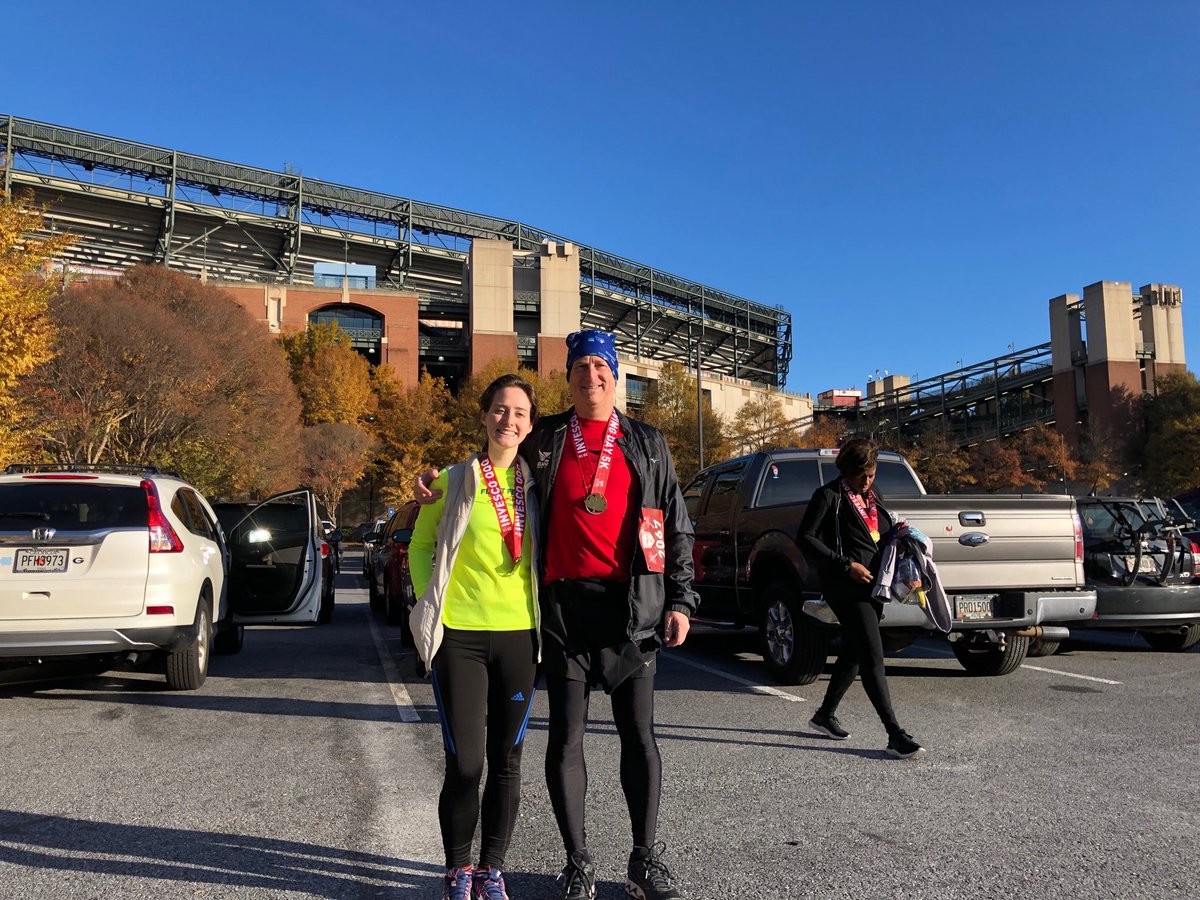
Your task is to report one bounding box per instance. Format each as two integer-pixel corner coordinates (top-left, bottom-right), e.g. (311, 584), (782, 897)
(584, 493), (608, 514)
(870, 529), (881, 543)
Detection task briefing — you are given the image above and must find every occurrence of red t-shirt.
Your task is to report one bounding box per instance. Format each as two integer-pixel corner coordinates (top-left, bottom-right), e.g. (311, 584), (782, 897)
(544, 415), (640, 583)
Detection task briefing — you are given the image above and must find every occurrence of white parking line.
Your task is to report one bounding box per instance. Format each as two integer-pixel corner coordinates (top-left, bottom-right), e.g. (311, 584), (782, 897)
(1021, 664), (1122, 685)
(364, 599), (422, 722)
(666, 652), (806, 703)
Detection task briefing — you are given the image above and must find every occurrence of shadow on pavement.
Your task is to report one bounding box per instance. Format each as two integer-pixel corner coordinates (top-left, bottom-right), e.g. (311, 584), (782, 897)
(0, 809), (441, 898)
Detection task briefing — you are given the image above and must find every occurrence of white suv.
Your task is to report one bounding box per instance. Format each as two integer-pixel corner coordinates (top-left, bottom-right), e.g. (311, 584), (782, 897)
(0, 466), (332, 689)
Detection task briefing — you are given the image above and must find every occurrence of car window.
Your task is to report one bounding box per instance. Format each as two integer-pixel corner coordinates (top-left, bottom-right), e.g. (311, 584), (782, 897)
(179, 489), (217, 541)
(873, 461), (923, 497)
(1079, 502), (1147, 541)
(682, 475), (710, 518)
(703, 468), (744, 518)
(1174, 495), (1200, 522)
(755, 459), (820, 507)
(0, 483), (148, 531)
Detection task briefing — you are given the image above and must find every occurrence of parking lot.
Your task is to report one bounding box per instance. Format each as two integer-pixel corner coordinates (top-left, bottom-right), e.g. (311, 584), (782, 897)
(1, 555), (1197, 899)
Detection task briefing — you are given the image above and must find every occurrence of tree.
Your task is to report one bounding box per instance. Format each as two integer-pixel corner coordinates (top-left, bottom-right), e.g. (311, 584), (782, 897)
(0, 194), (75, 465)
(22, 265), (303, 496)
(909, 427), (973, 493)
(279, 322), (374, 425)
(1018, 423), (1078, 492)
(796, 415), (848, 449)
(369, 367), (460, 508)
(299, 423), (376, 519)
(965, 439), (1025, 493)
(1140, 371), (1200, 496)
(639, 361), (730, 480)
(731, 394), (799, 454)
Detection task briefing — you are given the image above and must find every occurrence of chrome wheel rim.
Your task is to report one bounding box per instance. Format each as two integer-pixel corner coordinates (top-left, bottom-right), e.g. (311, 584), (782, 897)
(766, 600), (794, 664)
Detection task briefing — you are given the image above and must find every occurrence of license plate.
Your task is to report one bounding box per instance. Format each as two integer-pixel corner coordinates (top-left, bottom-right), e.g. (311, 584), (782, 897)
(953, 594), (997, 620)
(1123, 556), (1159, 574)
(13, 548), (69, 574)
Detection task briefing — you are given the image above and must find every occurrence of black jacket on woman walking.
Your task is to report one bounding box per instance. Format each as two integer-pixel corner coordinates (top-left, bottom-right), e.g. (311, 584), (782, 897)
(797, 480), (896, 602)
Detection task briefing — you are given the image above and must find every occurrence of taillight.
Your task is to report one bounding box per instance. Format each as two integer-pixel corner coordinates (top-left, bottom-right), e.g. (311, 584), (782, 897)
(141, 479), (184, 553)
(1073, 512), (1084, 563)
(147, 605), (174, 615)
(320, 541), (329, 558)
(1190, 541), (1200, 556)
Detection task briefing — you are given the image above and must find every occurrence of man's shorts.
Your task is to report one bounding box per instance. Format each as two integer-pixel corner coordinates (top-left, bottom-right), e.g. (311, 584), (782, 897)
(541, 578), (657, 693)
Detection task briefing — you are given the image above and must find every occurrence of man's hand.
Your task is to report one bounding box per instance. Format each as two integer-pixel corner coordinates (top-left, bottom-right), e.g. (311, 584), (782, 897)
(413, 468), (442, 504)
(662, 611), (690, 648)
(848, 561), (873, 584)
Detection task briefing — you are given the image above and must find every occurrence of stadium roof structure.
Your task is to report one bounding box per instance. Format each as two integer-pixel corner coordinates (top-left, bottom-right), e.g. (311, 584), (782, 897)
(2, 115), (792, 387)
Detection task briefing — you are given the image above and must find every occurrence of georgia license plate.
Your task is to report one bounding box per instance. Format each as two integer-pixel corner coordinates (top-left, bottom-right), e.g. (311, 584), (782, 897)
(13, 548), (69, 574)
(953, 594), (998, 620)
(1124, 556), (1159, 574)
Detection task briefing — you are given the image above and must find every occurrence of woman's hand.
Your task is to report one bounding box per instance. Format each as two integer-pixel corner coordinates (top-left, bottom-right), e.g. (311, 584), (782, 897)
(413, 468), (442, 504)
(848, 561), (873, 584)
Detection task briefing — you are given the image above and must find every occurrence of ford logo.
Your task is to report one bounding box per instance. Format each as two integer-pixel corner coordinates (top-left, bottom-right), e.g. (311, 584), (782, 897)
(959, 532), (989, 547)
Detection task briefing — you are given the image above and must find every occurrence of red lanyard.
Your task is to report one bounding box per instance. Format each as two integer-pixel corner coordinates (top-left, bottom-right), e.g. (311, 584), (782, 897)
(843, 481), (880, 542)
(478, 456), (525, 563)
(569, 412), (619, 515)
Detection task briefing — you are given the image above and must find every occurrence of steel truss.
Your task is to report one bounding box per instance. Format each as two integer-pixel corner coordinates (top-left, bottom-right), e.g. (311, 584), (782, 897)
(2, 115), (791, 387)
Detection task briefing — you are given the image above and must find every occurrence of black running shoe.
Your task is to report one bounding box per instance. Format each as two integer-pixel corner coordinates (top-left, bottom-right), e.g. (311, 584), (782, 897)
(886, 729), (926, 759)
(809, 710), (850, 740)
(625, 843), (681, 900)
(557, 850), (596, 900)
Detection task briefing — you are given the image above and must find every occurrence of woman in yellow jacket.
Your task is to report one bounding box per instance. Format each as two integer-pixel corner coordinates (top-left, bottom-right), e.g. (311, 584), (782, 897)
(409, 373), (540, 900)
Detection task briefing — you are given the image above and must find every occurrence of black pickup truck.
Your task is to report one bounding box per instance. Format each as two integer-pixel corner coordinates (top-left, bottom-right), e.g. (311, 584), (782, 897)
(683, 448), (1097, 682)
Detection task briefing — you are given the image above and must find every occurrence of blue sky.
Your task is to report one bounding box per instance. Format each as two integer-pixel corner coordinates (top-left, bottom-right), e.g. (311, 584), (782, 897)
(2, 0), (1195, 395)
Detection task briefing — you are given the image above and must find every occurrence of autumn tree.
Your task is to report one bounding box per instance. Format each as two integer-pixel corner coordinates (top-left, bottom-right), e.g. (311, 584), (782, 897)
(1075, 423), (1125, 495)
(796, 415), (848, 449)
(1140, 370), (1200, 496)
(279, 322), (374, 425)
(639, 361), (730, 480)
(22, 265), (303, 496)
(369, 367), (460, 508)
(0, 194), (75, 465)
(965, 439), (1025, 493)
(908, 427), (973, 493)
(731, 393), (800, 454)
(299, 423), (376, 519)
(1018, 423), (1078, 492)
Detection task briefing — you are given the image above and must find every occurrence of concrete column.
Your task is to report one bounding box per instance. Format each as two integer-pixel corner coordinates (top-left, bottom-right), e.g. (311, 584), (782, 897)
(1081, 281), (1142, 442)
(538, 240), (581, 377)
(468, 238), (518, 373)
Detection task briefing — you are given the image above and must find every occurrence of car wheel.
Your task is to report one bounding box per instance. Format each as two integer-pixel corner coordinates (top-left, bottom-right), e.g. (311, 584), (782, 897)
(1026, 637), (1061, 658)
(951, 633), (1030, 676)
(759, 580), (828, 685)
(214, 621), (244, 655)
(317, 578), (335, 625)
(165, 595), (211, 691)
(1141, 624), (1200, 652)
(384, 579), (406, 628)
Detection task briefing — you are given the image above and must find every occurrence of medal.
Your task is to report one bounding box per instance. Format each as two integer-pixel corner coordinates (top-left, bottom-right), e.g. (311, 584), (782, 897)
(844, 481), (880, 543)
(570, 412), (620, 516)
(870, 530), (881, 542)
(478, 455), (525, 566)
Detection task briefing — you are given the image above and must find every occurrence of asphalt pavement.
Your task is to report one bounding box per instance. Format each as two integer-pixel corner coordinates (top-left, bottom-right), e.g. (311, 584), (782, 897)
(2, 553), (1197, 899)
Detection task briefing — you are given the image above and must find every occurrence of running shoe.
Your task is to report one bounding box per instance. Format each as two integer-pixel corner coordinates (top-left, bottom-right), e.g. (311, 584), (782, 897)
(625, 842), (681, 900)
(809, 710), (850, 740)
(472, 865), (510, 900)
(557, 850), (597, 900)
(886, 729), (926, 759)
(443, 865), (474, 900)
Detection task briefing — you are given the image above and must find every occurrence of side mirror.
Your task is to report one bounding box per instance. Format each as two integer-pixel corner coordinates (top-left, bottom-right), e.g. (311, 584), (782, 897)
(327, 531), (342, 544)
(364, 530), (382, 543)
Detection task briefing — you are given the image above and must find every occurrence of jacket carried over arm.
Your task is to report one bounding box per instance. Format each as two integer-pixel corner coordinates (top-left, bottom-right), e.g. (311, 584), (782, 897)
(521, 408), (698, 644)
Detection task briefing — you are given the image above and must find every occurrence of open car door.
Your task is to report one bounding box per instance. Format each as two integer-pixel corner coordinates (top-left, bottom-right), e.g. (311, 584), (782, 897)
(221, 490), (324, 624)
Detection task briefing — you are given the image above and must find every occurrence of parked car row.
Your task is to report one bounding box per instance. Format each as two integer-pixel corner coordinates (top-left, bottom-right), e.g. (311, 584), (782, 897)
(0, 464), (337, 690)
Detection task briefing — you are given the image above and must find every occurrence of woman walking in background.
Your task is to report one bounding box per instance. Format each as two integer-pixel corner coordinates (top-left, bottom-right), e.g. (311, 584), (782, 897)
(408, 374), (542, 899)
(798, 438), (925, 759)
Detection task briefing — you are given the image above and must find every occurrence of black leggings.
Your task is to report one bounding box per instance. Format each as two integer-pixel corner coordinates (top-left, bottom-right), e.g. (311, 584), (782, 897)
(544, 666), (661, 854)
(431, 628), (538, 868)
(819, 596), (900, 734)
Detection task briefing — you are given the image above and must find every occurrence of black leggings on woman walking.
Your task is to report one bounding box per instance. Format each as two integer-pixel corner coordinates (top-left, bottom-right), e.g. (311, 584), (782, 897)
(819, 596), (899, 733)
(431, 627), (538, 868)
(544, 666), (661, 854)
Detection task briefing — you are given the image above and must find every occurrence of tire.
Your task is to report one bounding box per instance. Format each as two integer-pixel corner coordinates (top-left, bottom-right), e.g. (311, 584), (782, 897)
(317, 578), (334, 625)
(951, 633), (1030, 676)
(384, 579), (406, 628)
(1141, 624), (1200, 652)
(1026, 637), (1061, 658)
(759, 580), (828, 685)
(214, 621), (244, 655)
(165, 596), (212, 691)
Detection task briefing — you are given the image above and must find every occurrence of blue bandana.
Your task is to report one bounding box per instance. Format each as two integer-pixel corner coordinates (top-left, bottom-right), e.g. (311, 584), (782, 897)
(565, 330), (619, 380)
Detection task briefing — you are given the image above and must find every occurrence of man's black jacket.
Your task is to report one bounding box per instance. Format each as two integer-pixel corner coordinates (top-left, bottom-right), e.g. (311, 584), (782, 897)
(797, 479), (895, 601)
(520, 408), (698, 643)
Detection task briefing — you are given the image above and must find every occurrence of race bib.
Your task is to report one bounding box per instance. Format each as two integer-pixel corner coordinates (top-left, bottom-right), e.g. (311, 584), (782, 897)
(639, 507), (666, 573)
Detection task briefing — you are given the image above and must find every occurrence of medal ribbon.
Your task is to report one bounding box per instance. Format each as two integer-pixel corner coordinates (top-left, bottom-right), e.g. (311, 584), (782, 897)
(478, 455), (525, 563)
(843, 480), (880, 542)
(569, 411), (620, 503)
